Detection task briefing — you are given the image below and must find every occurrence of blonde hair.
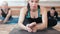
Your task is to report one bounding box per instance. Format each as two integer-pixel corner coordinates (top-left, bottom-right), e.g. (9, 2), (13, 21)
(1, 1), (8, 6)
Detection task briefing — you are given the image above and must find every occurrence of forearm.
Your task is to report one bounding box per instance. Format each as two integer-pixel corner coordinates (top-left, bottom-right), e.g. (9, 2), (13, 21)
(3, 14), (11, 23)
(18, 22), (36, 30)
(18, 23), (27, 30)
(36, 23), (47, 30)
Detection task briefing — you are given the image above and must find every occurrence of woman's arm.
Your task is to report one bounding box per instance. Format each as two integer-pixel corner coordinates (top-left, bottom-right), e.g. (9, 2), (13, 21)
(0, 9), (2, 16)
(33, 6), (48, 30)
(18, 7), (28, 30)
(3, 9), (11, 23)
(55, 11), (58, 20)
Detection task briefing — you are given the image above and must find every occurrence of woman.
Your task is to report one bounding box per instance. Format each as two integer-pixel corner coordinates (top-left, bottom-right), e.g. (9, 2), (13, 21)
(0, 1), (12, 24)
(47, 7), (58, 28)
(18, 0), (47, 32)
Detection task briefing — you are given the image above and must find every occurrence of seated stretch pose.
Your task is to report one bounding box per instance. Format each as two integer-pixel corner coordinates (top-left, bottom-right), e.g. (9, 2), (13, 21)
(47, 7), (58, 28)
(18, 0), (48, 32)
(0, 1), (12, 24)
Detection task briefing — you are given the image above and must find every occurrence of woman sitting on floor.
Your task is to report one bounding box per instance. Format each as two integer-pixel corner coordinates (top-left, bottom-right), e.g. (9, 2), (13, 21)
(18, 0), (48, 32)
(47, 7), (58, 28)
(0, 1), (12, 24)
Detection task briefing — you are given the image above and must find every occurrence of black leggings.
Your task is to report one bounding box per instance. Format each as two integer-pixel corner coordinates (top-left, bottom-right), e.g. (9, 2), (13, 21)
(48, 18), (57, 28)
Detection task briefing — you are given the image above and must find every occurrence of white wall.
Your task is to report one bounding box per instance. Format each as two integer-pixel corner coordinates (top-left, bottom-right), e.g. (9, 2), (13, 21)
(0, 0), (60, 6)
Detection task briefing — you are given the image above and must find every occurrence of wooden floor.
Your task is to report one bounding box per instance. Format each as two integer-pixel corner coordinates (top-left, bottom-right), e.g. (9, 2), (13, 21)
(0, 22), (60, 34)
(0, 24), (17, 34)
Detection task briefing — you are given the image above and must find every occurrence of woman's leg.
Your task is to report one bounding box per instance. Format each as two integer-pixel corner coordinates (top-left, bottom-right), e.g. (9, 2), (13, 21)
(48, 18), (57, 28)
(0, 17), (5, 24)
(0, 20), (3, 24)
(3, 16), (12, 24)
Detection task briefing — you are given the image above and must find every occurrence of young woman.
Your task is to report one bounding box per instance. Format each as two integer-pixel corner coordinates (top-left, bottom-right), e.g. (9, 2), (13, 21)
(18, 0), (47, 32)
(47, 7), (58, 28)
(0, 1), (12, 24)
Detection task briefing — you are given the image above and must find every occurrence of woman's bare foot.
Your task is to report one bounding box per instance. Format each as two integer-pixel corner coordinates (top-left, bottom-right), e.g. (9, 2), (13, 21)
(0, 20), (3, 24)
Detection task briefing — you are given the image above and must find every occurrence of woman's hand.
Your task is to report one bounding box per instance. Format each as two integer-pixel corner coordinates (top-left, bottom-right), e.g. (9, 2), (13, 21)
(26, 22), (38, 32)
(27, 22), (38, 32)
(25, 22), (36, 32)
(26, 24), (33, 32)
(32, 24), (38, 32)
(29, 22), (36, 28)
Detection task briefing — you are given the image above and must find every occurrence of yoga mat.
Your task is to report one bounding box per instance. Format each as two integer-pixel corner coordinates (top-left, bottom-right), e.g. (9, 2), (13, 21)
(9, 28), (60, 34)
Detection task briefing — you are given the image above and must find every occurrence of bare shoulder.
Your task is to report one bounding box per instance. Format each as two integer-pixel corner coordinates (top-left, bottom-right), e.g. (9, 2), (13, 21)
(8, 9), (12, 14)
(9, 9), (12, 11)
(40, 6), (46, 12)
(20, 7), (28, 14)
(40, 6), (45, 9)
